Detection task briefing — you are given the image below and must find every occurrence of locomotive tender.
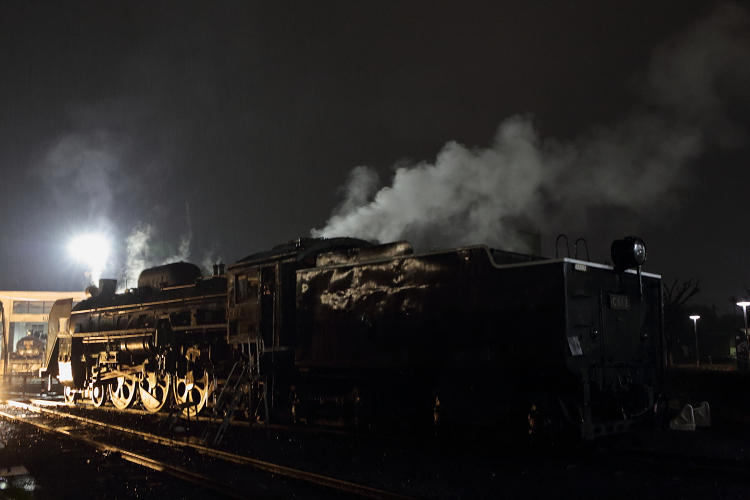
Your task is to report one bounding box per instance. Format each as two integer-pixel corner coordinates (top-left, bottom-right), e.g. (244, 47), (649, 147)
(43, 236), (662, 441)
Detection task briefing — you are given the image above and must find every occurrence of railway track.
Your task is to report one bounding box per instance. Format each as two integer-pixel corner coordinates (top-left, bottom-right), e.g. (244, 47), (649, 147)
(0, 399), (419, 500)
(598, 444), (750, 482)
(5, 398), (750, 499)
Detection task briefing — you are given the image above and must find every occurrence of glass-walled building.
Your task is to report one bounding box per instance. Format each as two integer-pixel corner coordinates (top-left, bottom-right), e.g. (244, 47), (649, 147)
(0, 291), (88, 375)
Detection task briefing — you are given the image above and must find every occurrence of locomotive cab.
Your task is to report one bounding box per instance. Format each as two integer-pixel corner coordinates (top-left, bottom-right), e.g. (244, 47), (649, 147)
(226, 237), (374, 421)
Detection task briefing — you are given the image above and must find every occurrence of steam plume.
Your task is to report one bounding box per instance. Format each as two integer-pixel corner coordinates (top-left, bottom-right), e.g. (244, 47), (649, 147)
(36, 131), (126, 219)
(34, 131), (130, 284)
(313, 3), (749, 252)
(122, 203), (193, 289)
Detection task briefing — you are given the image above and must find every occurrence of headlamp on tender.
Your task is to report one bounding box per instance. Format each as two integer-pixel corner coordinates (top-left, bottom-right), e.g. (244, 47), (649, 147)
(610, 237), (647, 271)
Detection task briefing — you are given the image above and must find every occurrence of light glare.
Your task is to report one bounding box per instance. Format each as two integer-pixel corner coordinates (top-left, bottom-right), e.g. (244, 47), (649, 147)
(69, 234), (110, 283)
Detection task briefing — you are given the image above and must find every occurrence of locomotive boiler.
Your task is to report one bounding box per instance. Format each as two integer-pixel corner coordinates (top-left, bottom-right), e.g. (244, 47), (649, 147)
(43, 235), (663, 442)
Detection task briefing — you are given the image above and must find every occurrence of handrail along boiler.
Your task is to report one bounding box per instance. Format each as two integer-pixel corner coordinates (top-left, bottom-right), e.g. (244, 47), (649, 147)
(43, 236), (662, 441)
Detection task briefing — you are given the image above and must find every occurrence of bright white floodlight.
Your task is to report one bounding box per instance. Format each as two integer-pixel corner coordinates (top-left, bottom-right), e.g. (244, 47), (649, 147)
(69, 234), (110, 283)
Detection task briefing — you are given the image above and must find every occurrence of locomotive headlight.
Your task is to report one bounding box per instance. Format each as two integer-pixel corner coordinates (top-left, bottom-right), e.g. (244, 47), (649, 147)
(69, 233), (111, 282)
(610, 236), (647, 270)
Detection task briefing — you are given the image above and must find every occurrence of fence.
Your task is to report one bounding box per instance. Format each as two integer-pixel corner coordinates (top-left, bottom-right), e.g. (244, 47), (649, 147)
(0, 374), (62, 398)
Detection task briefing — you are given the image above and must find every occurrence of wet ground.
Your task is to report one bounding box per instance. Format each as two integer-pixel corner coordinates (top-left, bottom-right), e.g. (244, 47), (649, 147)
(3, 397), (750, 500)
(0, 415), (235, 500)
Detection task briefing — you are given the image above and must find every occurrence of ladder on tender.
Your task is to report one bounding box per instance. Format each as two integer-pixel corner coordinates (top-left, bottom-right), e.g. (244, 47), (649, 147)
(201, 339), (270, 445)
(200, 362), (247, 445)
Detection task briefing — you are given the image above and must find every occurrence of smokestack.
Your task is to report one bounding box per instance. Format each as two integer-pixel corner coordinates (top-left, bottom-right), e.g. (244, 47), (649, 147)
(99, 279), (117, 296)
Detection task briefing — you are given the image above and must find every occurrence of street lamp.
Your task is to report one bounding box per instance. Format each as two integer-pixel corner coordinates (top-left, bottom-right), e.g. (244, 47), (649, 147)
(736, 302), (750, 371)
(690, 315), (700, 368)
(737, 302), (750, 331)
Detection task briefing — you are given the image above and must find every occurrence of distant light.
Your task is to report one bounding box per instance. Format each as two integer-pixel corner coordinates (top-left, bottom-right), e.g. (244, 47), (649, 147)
(69, 234), (110, 282)
(689, 315), (700, 320)
(738, 302), (750, 308)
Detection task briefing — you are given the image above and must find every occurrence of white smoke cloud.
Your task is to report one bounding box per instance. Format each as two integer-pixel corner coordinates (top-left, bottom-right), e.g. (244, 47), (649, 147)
(333, 166), (382, 217)
(122, 221), (193, 289)
(312, 3), (748, 252)
(35, 127), (196, 290)
(313, 115), (701, 251)
(36, 131), (127, 218)
(121, 203), (193, 289)
(201, 246), (225, 277)
(178, 201), (193, 263)
(123, 223), (154, 289)
(34, 131), (132, 284)
(644, 2), (750, 147)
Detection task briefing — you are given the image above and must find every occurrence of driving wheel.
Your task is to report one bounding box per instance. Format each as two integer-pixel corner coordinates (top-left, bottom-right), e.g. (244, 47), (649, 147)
(109, 376), (137, 410)
(140, 371), (171, 413)
(63, 385), (76, 405)
(173, 361), (211, 418)
(91, 384), (108, 407)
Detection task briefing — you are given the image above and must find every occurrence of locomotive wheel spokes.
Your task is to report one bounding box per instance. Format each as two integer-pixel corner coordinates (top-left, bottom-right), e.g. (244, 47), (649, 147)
(91, 385), (108, 407)
(63, 386), (76, 405)
(109, 376), (137, 410)
(173, 364), (211, 417)
(139, 372), (171, 413)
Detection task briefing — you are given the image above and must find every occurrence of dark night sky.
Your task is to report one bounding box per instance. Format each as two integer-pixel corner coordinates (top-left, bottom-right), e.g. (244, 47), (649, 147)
(1, 1), (749, 311)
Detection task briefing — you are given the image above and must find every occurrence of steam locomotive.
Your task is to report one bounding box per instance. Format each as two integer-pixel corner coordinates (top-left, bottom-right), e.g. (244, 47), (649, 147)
(43, 236), (662, 441)
(9, 331), (46, 375)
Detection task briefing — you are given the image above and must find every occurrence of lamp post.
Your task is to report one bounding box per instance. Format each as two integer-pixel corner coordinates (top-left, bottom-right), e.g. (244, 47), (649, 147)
(690, 315), (700, 368)
(737, 302), (750, 371)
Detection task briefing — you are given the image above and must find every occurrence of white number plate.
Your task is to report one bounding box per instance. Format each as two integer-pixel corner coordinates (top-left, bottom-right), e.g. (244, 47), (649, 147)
(610, 294), (630, 310)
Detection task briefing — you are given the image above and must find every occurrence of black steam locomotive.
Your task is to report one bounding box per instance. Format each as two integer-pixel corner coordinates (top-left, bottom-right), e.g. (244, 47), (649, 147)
(43, 236), (662, 441)
(9, 331), (47, 375)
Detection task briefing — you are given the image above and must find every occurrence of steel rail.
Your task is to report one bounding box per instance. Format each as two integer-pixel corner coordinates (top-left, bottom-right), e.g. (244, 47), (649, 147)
(0, 407), (252, 500)
(5, 401), (419, 500)
(602, 446), (750, 479)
